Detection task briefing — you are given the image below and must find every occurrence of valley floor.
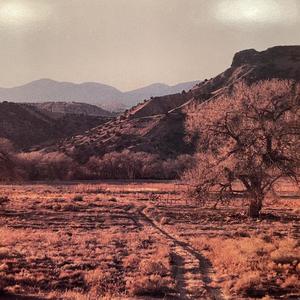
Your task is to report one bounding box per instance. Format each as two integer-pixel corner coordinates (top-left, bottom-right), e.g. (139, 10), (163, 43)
(0, 181), (299, 299)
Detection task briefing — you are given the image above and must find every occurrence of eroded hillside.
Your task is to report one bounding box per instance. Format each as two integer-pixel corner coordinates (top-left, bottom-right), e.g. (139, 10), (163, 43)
(0, 102), (111, 149)
(46, 46), (300, 161)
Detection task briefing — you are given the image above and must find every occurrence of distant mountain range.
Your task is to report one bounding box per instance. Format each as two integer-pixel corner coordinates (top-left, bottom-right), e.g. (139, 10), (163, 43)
(0, 79), (199, 112)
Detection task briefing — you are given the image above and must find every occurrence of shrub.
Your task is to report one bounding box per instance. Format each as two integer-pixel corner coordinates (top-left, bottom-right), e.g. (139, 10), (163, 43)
(233, 271), (261, 295)
(73, 195), (84, 202)
(139, 260), (169, 276)
(0, 196), (10, 206)
(123, 254), (139, 269)
(127, 274), (172, 297)
(0, 138), (18, 181)
(17, 151), (77, 180)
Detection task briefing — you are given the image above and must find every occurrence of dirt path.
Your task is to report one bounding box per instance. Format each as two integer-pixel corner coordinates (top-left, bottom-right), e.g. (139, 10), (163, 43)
(137, 206), (224, 300)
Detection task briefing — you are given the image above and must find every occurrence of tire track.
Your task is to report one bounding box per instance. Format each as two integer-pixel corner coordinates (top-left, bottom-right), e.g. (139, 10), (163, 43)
(137, 206), (224, 300)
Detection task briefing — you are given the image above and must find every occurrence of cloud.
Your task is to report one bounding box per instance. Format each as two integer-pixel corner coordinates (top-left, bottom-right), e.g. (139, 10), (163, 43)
(0, 0), (51, 27)
(215, 0), (299, 25)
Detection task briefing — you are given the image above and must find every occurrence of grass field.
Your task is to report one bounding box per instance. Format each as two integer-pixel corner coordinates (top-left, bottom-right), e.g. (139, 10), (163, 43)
(0, 181), (299, 299)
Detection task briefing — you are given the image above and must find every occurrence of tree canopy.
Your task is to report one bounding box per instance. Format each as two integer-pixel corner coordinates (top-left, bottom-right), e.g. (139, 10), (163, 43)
(184, 80), (300, 217)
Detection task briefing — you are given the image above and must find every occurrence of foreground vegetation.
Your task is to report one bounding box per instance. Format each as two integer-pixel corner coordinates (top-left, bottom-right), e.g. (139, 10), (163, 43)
(0, 181), (299, 299)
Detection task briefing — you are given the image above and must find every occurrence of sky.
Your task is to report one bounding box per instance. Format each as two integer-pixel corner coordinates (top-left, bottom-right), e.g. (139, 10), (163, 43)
(0, 0), (300, 91)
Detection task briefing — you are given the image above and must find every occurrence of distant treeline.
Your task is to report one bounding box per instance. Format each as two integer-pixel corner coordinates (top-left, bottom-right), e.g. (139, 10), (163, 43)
(0, 139), (194, 181)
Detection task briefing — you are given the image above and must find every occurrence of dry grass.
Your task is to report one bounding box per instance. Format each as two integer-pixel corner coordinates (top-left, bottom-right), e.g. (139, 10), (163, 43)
(192, 236), (299, 298)
(125, 245), (174, 297)
(0, 180), (299, 299)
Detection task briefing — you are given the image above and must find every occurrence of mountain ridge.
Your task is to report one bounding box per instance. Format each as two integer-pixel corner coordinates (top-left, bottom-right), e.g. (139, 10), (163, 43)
(0, 79), (199, 112)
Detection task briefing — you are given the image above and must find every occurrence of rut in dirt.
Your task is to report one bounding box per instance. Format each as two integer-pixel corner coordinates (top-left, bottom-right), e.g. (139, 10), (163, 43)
(137, 206), (224, 300)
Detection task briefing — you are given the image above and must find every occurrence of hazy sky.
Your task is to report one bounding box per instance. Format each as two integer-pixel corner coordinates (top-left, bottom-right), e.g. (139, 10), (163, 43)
(0, 0), (300, 91)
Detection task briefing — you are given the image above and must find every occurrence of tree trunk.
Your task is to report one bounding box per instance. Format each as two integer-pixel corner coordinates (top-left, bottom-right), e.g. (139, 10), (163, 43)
(248, 196), (263, 218)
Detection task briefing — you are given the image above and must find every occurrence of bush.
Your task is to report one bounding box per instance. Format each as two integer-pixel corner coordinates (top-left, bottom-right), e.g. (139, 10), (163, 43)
(73, 195), (84, 202)
(17, 151), (77, 180)
(0, 196), (9, 206)
(127, 274), (172, 297)
(0, 138), (19, 181)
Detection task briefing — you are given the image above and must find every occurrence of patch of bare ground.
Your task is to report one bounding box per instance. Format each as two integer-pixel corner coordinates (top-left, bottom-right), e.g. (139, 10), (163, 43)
(0, 181), (299, 299)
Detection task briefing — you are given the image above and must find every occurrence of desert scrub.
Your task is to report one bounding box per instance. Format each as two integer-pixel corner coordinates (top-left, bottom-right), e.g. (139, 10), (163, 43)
(73, 195), (84, 202)
(127, 274), (173, 297)
(0, 196), (9, 205)
(139, 259), (169, 276)
(123, 254), (139, 269)
(84, 268), (123, 297)
(125, 245), (174, 297)
(73, 184), (105, 194)
(192, 236), (299, 298)
(0, 274), (6, 292)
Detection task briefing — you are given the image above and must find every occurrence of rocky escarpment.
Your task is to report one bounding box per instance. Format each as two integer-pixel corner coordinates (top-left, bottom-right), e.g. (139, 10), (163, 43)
(189, 46), (300, 101)
(231, 46), (300, 67)
(127, 46), (300, 120)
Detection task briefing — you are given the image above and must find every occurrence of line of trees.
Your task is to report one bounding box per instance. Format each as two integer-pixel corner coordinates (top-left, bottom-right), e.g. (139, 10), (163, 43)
(0, 146), (195, 181)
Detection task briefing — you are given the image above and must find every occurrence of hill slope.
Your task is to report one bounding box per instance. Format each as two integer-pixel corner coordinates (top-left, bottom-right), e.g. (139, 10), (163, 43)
(28, 102), (113, 117)
(46, 46), (300, 161)
(0, 102), (110, 149)
(122, 81), (199, 107)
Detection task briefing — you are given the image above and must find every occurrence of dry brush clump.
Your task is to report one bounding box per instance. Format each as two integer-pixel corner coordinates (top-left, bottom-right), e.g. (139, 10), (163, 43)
(192, 236), (300, 298)
(113, 230), (175, 298)
(124, 244), (174, 297)
(0, 226), (128, 298)
(84, 267), (123, 298)
(0, 138), (23, 181)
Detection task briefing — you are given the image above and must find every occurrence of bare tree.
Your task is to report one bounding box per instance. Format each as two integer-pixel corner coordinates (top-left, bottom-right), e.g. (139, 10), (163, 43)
(184, 80), (300, 217)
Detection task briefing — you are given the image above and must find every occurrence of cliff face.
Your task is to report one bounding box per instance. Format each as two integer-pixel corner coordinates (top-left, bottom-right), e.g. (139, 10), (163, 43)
(232, 46), (300, 67)
(190, 45), (300, 102)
